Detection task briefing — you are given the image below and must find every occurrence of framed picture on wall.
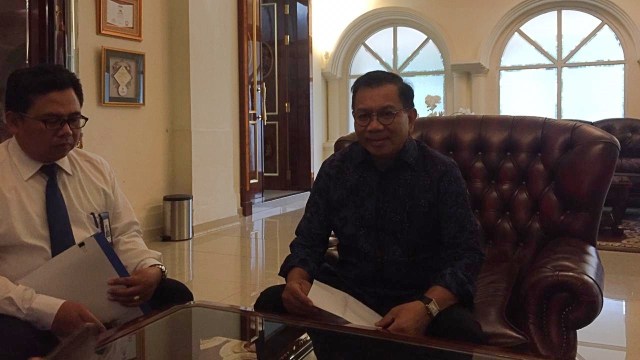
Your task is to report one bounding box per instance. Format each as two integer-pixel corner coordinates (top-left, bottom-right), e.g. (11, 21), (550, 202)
(97, 0), (142, 41)
(101, 47), (145, 106)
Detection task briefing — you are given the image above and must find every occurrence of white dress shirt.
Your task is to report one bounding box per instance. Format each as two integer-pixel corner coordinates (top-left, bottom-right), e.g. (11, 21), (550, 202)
(0, 138), (161, 330)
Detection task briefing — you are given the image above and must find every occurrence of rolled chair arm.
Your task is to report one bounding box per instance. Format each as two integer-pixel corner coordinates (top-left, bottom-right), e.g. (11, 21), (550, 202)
(520, 238), (604, 359)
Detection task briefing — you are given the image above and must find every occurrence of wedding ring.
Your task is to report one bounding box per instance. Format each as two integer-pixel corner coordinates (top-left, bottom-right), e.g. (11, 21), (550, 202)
(133, 295), (140, 301)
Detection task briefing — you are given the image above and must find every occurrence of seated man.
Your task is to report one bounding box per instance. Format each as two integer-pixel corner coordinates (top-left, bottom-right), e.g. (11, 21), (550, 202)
(255, 71), (485, 358)
(0, 64), (193, 359)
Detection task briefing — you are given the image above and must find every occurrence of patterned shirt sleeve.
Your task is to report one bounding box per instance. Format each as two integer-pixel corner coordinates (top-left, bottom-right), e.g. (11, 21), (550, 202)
(279, 159), (334, 279)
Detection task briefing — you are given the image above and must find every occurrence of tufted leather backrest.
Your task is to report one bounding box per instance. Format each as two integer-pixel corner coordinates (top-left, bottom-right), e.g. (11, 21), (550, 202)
(334, 115), (620, 346)
(592, 118), (640, 173)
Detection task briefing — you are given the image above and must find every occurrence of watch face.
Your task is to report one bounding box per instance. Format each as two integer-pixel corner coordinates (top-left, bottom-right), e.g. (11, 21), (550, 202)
(421, 296), (440, 317)
(152, 264), (167, 279)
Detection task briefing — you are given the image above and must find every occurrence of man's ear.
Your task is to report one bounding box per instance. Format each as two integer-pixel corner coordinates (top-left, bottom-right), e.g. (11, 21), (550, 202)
(4, 111), (21, 135)
(407, 108), (418, 133)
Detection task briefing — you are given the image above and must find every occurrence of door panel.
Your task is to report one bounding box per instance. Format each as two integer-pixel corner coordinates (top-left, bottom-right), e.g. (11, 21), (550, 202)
(287, 0), (312, 190)
(262, 1), (286, 188)
(262, 0), (311, 191)
(239, 0), (312, 214)
(239, 0), (265, 215)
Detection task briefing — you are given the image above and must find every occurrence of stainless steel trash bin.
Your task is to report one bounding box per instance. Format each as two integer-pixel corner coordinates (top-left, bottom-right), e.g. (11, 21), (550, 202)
(162, 194), (193, 241)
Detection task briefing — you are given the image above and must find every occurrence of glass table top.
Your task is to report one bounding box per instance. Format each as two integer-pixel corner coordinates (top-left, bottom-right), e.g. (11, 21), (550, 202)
(91, 301), (545, 360)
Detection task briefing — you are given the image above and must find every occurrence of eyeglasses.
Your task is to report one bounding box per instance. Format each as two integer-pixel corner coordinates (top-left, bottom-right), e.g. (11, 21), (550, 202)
(352, 107), (412, 127)
(20, 113), (89, 130)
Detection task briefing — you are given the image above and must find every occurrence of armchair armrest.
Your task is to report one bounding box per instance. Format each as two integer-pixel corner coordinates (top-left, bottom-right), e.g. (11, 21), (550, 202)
(519, 238), (604, 359)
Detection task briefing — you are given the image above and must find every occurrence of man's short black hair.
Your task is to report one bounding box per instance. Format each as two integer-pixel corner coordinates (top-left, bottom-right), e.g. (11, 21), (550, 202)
(351, 70), (415, 110)
(4, 64), (84, 114)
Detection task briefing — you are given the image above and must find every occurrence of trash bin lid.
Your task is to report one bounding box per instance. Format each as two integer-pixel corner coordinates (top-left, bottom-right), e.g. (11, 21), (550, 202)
(163, 194), (193, 201)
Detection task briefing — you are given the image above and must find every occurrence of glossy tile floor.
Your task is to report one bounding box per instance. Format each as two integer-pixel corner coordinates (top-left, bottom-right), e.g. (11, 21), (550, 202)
(148, 195), (639, 360)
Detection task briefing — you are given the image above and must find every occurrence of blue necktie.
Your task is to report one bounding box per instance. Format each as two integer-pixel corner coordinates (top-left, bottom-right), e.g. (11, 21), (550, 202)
(41, 164), (75, 256)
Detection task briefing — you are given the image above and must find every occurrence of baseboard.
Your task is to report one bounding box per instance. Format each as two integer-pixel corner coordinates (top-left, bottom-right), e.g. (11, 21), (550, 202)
(143, 214), (241, 243)
(142, 192), (309, 242)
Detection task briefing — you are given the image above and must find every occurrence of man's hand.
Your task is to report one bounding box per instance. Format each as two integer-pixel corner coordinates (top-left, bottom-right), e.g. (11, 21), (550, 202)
(282, 267), (317, 316)
(107, 266), (162, 306)
(375, 301), (431, 337)
(51, 301), (105, 338)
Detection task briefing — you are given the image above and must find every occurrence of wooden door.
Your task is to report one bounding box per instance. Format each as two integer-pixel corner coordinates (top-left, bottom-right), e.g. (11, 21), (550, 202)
(262, 0), (312, 191)
(0, 0), (67, 142)
(239, 0), (265, 215)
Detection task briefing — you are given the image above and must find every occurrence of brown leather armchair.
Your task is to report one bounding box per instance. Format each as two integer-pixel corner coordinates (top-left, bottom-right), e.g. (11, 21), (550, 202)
(334, 115), (620, 359)
(593, 118), (640, 208)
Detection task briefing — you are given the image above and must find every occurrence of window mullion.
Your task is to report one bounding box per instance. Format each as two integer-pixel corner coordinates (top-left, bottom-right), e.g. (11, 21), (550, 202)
(363, 43), (393, 71)
(500, 64), (555, 71)
(557, 10), (562, 119)
(563, 22), (606, 63)
(401, 70), (445, 77)
(398, 38), (430, 73)
(393, 27), (398, 71)
(518, 29), (556, 63)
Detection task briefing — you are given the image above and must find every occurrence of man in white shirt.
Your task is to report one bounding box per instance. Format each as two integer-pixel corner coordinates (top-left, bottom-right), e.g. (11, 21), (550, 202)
(0, 64), (193, 359)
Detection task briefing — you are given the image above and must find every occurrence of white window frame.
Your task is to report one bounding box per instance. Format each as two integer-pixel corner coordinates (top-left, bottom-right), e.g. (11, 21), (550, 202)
(481, 0), (640, 116)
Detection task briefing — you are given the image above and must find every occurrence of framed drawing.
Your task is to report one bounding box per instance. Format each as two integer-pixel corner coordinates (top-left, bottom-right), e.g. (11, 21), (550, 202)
(101, 47), (145, 106)
(97, 0), (142, 41)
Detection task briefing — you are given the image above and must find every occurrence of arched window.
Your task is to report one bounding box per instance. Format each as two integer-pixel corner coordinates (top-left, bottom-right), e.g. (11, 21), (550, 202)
(348, 26), (445, 130)
(499, 9), (625, 121)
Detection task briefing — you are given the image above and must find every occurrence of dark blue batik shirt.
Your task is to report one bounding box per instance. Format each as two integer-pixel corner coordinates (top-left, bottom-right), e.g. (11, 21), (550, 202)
(279, 138), (484, 308)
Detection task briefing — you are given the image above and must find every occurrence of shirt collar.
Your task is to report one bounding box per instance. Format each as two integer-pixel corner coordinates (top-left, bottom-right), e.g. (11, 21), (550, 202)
(8, 137), (73, 180)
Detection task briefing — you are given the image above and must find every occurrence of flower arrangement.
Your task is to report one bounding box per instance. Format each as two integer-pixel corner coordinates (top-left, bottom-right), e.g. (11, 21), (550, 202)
(425, 95), (444, 117)
(425, 94), (475, 116)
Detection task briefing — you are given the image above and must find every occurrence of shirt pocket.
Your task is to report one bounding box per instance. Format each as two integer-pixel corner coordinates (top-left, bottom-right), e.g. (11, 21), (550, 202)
(71, 212), (102, 242)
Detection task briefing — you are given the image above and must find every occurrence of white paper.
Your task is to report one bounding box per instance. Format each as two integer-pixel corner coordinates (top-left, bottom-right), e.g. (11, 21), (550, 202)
(17, 235), (143, 325)
(307, 280), (382, 327)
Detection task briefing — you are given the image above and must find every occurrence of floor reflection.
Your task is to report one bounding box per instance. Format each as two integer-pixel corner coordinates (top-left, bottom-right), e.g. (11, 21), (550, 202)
(150, 200), (638, 360)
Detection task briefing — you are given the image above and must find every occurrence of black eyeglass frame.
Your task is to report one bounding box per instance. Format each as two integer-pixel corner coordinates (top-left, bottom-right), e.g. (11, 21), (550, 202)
(19, 113), (89, 130)
(352, 107), (413, 127)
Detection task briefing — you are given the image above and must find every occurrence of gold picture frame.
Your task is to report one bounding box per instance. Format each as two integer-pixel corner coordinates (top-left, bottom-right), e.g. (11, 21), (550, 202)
(97, 0), (142, 41)
(101, 47), (145, 106)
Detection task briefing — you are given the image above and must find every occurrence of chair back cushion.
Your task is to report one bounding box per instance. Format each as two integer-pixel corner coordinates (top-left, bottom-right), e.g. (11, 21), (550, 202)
(334, 115), (619, 345)
(593, 118), (640, 173)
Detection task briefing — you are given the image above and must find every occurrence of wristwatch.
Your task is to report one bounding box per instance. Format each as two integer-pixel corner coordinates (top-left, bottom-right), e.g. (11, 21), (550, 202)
(150, 264), (167, 280)
(419, 295), (440, 318)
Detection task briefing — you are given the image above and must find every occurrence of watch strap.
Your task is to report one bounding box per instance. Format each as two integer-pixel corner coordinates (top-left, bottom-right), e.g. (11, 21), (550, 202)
(150, 264), (167, 279)
(419, 295), (440, 318)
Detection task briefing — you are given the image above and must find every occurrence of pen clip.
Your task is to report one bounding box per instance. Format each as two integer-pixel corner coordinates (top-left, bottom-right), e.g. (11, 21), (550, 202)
(90, 212), (99, 229)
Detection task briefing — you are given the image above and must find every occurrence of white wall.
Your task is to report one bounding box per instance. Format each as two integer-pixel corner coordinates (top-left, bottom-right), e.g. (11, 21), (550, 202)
(77, 0), (174, 232)
(187, 1), (240, 225)
(77, 0), (239, 236)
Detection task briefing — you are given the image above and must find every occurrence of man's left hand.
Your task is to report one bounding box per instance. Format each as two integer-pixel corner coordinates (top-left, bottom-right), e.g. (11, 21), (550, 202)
(375, 301), (431, 336)
(107, 266), (163, 306)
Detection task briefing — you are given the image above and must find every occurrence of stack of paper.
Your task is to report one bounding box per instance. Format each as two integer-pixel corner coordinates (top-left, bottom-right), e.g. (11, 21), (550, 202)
(17, 233), (146, 325)
(307, 280), (382, 327)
